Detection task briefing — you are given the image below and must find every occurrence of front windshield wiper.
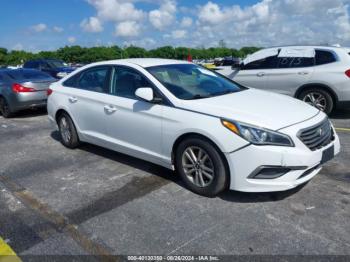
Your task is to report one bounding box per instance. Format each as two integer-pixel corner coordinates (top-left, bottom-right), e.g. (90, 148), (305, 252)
(184, 94), (211, 100)
(210, 90), (236, 97)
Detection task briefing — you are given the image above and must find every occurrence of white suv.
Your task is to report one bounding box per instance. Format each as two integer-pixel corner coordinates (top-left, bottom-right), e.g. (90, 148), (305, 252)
(233, 46), (350, 114)
(47, 59), (340, 197)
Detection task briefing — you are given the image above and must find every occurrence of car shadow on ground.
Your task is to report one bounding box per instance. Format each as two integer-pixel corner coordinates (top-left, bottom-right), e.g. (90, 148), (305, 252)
(330, 109), (350, 119)
(51, 131), (303, 203)
(9, 108), (48, 119)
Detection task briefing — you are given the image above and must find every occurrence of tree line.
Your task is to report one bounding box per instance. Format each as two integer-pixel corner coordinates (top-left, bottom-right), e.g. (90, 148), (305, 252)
(0, 45), (261, 66)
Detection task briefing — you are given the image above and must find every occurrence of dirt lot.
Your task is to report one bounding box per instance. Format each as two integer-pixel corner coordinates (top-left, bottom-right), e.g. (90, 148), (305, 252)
(0, 109), (349, 260)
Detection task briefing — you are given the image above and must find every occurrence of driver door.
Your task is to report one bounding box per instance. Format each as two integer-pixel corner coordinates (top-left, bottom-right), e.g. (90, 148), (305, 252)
(102, 66), (165, 165)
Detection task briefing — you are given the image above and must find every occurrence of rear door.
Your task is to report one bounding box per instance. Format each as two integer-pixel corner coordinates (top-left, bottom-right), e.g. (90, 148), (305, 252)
(234, 56), (277, 89)
(266, 56), (315, 96)
(63, 66), (112, 145)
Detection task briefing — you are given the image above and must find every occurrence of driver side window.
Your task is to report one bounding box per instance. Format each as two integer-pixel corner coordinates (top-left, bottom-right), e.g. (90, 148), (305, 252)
(111, 66), (153, 99)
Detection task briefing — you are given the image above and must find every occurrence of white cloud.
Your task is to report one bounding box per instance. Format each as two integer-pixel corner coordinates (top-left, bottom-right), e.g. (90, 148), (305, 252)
(149, 0), (177, 30)
(53, 26), (64, 33)
(180, 17), (193, 28)
(87, 0), (144, 22)
(123, 37), (156, 48)
(171, 29), (187, 39)
(31, 23), (47, 32)
(68, 37), (76, 44)
(194, 0), (350, 47)
(114, 21), (140, 37)
(12, 43), (23, 51)
(81, 17), (103, 32)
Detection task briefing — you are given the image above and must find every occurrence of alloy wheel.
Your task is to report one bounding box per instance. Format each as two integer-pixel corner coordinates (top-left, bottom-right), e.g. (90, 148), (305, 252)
(303, 92), (327, 111)
(181, 146), (215, 188)
(60, 117), (72, 144)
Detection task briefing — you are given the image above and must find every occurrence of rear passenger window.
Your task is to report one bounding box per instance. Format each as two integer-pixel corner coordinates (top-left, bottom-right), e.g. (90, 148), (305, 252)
(111, 66), (153, 99)
(77, 67), (110, 93)
(278, 57), (314, 68)
(315, 50), (336, 65)
(241, 56), (278, 70)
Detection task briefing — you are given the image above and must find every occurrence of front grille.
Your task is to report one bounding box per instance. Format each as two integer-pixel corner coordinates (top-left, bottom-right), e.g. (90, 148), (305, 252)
(298, 118), (334, 151)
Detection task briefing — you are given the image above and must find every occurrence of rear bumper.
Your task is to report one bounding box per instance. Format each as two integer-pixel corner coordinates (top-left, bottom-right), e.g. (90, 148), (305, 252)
(8, 91), (47, 112)
(225, 113), (340, 192)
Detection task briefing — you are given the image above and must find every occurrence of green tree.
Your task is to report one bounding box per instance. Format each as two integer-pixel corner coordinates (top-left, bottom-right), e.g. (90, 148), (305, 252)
(149, 46), (175, 59)
(0, 47), (8, 65)
(124, 46), (147, 58)
(239, 47), (262, 58)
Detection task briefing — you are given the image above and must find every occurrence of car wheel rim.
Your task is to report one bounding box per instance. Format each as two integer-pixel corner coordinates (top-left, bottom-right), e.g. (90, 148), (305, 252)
(303, 92), (327, 111)
(181, 146), (215, 188)
(60, 117), (71, 143)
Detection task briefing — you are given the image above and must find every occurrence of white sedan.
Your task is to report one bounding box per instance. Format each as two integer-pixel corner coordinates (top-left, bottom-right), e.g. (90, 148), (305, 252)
(47, 58), (340, 197)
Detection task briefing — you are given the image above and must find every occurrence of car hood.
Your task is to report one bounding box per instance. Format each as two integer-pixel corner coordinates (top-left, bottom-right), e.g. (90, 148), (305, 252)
(179, 89), (320, 130)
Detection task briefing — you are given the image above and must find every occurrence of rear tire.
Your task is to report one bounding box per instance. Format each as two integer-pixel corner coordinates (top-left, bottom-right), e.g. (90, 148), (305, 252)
(58, 113), (80, 149)
(298, 88), (334, 115)
(175, 137), (228, 197)
(0, 97), (13, 118)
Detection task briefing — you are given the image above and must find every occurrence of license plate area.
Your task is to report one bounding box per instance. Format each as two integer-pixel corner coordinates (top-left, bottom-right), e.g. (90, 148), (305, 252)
(321, 145), (334, 164)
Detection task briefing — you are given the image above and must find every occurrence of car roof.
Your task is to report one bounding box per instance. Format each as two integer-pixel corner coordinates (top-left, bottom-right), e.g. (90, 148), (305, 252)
(263, 45), (350, 51)
(89, 58), (191, 68)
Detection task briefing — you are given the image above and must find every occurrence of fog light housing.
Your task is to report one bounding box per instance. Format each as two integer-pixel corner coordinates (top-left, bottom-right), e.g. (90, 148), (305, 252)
(248, 166), (291, 179)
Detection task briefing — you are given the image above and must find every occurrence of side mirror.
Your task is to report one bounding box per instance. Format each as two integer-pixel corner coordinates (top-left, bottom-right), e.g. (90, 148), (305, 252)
(135, 87), (161, 103)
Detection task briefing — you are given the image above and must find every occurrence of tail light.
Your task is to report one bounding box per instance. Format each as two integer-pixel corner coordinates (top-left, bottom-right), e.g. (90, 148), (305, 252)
(47, 88), (53, 96)
(345, 69), (350, 78)
(12, 83), (36, 93)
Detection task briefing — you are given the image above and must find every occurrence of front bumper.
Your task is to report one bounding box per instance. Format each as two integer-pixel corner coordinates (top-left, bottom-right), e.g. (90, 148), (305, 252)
(226, 113), (340, 192)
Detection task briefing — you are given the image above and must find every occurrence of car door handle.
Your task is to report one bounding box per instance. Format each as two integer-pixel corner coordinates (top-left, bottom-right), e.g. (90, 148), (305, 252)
(298, 71), (309, 75)
(69, 97), (78, 103)
(257, 72), (265, 77)
(104, 105), (117, 114)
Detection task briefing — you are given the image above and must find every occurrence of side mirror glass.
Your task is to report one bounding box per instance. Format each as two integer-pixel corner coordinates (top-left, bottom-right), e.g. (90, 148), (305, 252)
(135, 87), (155, 102)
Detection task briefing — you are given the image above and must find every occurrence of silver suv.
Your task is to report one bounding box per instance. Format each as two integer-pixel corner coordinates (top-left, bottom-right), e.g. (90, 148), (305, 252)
(233, 46), (350, 114)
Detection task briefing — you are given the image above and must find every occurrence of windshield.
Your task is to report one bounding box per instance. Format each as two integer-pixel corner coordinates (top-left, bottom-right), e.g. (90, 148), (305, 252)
(47, 60), (65, 68)
(147, 64), (243, 100)
(7, 69), (54, 80)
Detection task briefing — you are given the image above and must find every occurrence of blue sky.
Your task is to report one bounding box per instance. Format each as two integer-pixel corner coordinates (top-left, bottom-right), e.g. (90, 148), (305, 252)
(1, 0), (349, 52)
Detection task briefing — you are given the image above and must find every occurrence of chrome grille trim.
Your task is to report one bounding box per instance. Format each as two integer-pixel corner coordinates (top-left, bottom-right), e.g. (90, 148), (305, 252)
(298, 118), (334, 151)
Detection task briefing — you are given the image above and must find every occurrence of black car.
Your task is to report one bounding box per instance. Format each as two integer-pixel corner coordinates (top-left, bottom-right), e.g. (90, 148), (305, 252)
(23, 59), (75, 79)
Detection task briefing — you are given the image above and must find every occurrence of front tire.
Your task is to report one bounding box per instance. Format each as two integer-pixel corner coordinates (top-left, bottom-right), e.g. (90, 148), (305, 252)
(175, 137), (228, 197)
(298, 88), (334, 115)
(58, 113), (80, 149)
(0, 97), (13, 118)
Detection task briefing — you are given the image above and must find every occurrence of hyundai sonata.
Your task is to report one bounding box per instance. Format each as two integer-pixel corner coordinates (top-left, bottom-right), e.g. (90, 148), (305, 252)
(47, 59), (340, 197)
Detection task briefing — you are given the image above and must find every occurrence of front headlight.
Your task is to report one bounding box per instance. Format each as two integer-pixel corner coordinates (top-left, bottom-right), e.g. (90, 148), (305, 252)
(222, 119), (294, 147)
